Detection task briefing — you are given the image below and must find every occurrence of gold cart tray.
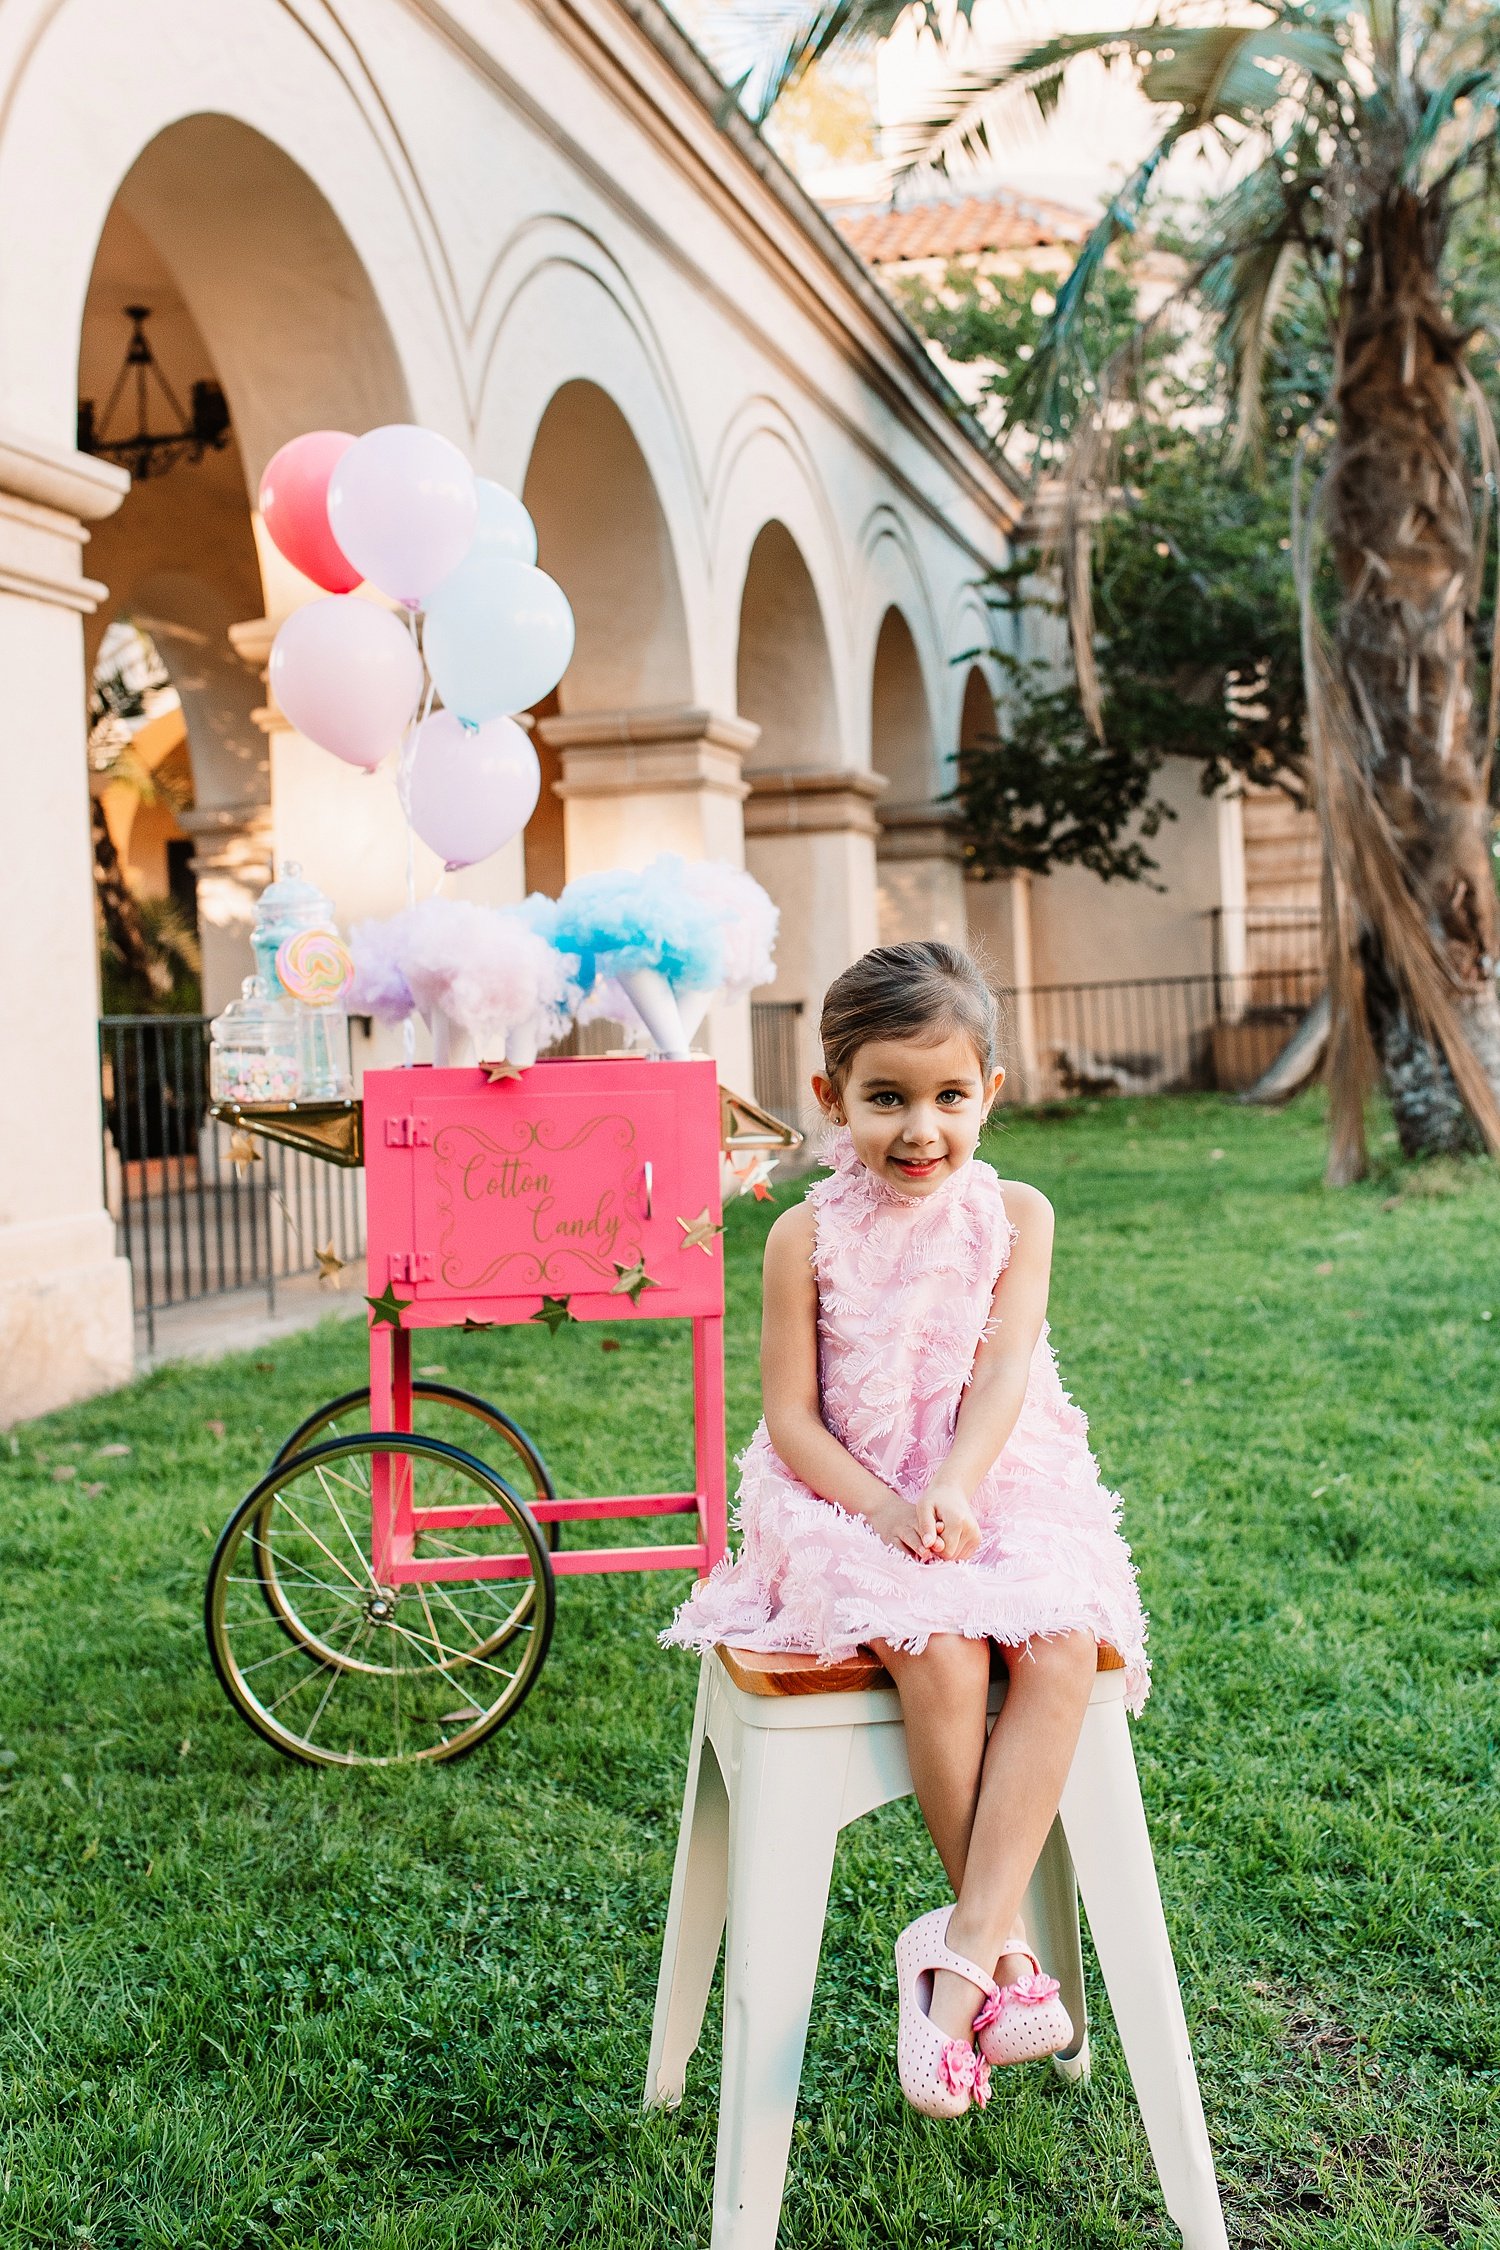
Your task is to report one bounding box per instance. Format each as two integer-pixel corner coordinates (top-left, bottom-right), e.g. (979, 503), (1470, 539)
(209, 1097), (364, 1169)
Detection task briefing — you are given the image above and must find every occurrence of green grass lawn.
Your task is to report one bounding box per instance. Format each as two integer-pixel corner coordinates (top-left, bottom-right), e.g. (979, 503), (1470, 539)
(2, 1092), (1497, 2249)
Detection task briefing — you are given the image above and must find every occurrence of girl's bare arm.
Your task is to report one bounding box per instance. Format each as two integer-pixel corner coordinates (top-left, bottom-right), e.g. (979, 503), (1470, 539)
(759, 1203), (939, 1558)
(938, 1180), (1055, 1502)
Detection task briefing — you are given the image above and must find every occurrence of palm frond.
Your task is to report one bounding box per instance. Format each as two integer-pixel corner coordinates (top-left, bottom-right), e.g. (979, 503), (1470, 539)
(1219, 236), (1300, 462)
(885, 21), (1347, 173)
(750, 0), (948, 123)
(1404, 65), (1500, 191)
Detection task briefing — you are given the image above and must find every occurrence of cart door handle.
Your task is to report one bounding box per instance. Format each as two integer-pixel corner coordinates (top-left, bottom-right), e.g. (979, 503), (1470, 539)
(643, 1160), (653, 1218)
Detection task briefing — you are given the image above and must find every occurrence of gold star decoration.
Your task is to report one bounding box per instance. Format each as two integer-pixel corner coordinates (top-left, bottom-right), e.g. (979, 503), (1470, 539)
(480, 1058), (524, 1082)
(227, 1128), (261, 1174)
(611, 1258), (661, 1307)
(315, 1242), (347, 1289)
(676, 1208), (723, 1257)
(459, 1316), (496, 1334)
(529, 1294), (574, 1335)
(365, 1280), (412, 1329)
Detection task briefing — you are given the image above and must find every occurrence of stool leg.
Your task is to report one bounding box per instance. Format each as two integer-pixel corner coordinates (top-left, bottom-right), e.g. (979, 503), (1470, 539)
(713, 1722), (850, 2250)
(646, 1667), (731, 2108)
(1022, 1817), (1090, 2083)
(1059, 1699), (1229, 2250)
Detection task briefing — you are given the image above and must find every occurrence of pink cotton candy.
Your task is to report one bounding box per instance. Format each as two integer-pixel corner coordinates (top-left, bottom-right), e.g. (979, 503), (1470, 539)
(675, 859), (778, 994)
(348, 918), (416, 1022)
(400, 898), (571, 1047)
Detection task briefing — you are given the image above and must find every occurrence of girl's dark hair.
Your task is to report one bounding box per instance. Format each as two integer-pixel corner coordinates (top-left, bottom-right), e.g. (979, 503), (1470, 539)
(819, 941), (999, 1091)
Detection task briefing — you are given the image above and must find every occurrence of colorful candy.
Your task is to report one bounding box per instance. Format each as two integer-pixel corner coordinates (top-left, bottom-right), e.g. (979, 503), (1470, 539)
(277, 928), (355, 1006)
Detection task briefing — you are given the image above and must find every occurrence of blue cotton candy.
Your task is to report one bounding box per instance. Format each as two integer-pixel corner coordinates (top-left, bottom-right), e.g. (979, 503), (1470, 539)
(553, 858), (727, 989)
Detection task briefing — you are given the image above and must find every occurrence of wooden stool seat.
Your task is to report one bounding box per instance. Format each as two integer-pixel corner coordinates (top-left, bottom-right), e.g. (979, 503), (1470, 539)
(719, 1638), (1125, 1698)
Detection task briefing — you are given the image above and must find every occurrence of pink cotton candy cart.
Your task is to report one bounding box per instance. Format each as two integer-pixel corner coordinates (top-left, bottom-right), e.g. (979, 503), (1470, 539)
(203, 1057), (782, 1769)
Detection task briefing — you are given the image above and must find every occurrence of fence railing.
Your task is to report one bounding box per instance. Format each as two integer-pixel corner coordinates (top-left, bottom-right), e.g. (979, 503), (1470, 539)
(100, 1016), (365, 1347)
(998, 964), (1322, 1107)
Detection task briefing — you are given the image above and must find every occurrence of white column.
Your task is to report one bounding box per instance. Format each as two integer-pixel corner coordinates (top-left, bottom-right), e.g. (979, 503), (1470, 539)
(0, 426), (134, 1421)
(743, 767), (885, 1126)
(540, 705), (759, 1093)
(875, 802), (969, 950)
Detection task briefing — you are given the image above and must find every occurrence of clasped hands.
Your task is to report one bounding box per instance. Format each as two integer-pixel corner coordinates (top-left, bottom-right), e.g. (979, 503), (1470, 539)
(867, 1477), (981, 1564)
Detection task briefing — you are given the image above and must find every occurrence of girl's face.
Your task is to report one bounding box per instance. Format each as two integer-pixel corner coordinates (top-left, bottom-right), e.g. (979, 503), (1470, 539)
(813, 1030), (1004, 1198)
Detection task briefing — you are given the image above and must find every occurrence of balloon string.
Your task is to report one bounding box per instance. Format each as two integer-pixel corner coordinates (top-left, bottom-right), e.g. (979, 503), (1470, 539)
(397, 627), (435, 1069)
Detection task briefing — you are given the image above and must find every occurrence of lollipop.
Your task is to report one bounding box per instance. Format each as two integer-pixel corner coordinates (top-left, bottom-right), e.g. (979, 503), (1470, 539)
(276, 928), (355, 1006)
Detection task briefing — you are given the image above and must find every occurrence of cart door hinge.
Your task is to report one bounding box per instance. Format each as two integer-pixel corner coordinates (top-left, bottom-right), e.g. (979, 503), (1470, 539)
(384, 1114), (433, 1147)
(388, 1251), (435, 1282)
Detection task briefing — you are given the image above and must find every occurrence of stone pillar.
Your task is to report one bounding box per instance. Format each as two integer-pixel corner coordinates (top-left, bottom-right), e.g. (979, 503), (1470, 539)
(876, 802), (970, 950)
(539, 705), (759, 1093)
(0, 425), (135, 1421)
(965, 869), (1040, 1103)
(743, 766), (886, 1125)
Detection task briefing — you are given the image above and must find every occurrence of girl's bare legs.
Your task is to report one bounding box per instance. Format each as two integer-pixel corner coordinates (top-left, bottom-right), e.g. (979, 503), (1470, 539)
(872, 1630), (1097, 2044)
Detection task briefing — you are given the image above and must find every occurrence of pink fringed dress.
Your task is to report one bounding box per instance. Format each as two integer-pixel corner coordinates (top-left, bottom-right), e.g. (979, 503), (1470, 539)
(663, 1133), (1150, 1713)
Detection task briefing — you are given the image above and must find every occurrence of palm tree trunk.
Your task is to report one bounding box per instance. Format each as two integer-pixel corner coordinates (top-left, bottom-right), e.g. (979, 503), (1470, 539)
(92, 794), (171, 1000)
(1326, 188), (1500, 1159)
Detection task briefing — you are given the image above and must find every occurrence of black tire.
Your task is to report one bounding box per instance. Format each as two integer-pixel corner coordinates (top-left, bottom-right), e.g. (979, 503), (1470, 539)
(205, 1431), (555, 1768)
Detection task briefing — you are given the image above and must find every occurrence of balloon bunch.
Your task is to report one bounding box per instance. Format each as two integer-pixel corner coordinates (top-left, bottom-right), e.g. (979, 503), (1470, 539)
(349, 897), (578, 1070)
(260, 427), (573, 871)
(553, 856), (778, 1060)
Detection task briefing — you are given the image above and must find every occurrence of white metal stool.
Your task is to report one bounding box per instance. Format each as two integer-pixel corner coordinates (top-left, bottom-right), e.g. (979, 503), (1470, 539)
(646, 1646), (1228, 2250)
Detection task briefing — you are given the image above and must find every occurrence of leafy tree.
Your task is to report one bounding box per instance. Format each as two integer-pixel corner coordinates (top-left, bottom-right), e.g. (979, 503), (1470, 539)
(766, 1), (1500, 1179)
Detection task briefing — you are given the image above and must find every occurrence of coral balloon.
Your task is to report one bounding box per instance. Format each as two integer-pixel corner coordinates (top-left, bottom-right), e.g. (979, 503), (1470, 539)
(326, 425), (478, 608)
(258, 431), (361, 592)
(406, 711), (541, 869)
(269, 598), (423, 770)
(422, 555), (575, 722)
(471, 479), (538, 565)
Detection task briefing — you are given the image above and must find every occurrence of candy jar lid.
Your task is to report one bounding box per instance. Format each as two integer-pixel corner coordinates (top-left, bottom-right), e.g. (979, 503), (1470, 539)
(211, 976), (292, 1040)
(254, 861), (334, 934)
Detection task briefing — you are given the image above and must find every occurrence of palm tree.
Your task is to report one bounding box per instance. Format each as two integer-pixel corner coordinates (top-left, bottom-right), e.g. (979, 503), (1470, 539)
(771, 1), (1500, 1180)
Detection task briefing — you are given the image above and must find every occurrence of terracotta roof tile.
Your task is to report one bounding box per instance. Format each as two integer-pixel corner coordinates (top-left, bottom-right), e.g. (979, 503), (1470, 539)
(834, 192), (1090, 266)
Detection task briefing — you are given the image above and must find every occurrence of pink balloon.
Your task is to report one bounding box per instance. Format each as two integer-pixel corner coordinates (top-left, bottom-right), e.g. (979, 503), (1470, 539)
(326, 425), (478, 608)
(407, 711), (540, 869)
(259, 432), (362, 593)
(269, 599), (424, 770)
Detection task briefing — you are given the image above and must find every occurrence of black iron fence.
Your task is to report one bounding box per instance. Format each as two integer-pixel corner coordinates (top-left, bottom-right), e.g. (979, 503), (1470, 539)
(997, 963), (1322, 1106)
(100, 1016), (365, 1346)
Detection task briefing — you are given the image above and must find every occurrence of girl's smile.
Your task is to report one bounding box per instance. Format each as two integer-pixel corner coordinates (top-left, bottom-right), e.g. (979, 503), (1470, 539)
(815, 1030), (1005, 1198)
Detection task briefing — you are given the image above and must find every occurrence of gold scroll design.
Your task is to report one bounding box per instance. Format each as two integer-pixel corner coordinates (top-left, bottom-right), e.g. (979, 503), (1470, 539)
(430, 1114), (644, 1291)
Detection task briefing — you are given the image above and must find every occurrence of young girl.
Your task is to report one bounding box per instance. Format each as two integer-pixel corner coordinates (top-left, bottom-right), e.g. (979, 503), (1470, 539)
(664, 941), (1149, 2117)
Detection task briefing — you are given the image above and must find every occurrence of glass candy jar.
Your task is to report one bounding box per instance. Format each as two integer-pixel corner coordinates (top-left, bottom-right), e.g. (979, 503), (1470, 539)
(210, 978), (302, 1106)
(251, 863), (335, 997)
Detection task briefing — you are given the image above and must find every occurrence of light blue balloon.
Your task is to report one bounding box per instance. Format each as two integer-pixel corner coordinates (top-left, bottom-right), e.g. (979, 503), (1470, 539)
(473, 478), (538, 565)
(422, 554), (575, 722)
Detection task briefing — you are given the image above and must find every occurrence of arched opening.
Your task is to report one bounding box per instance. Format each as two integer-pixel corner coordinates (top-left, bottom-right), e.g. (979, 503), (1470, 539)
(959, 664), (999, 759)
(78, 118), (411, 1009)
(523, 379), (691, 715)
(735, 521), (838, 772)
(521, 378), (693, 895)
(872, 606), (967, 949)
(871, 604), (935, 807)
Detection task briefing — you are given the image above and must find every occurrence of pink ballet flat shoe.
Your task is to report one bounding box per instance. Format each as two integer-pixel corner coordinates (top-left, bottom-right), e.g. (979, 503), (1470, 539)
(894, 1906), (1001, 2118)
(973, 1941), (1074, 2069)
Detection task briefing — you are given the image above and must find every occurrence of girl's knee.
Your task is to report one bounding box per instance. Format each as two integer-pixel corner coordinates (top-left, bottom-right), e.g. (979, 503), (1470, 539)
(1007, 1630), (1097, 1688)
(891, 1632), (990, 1698)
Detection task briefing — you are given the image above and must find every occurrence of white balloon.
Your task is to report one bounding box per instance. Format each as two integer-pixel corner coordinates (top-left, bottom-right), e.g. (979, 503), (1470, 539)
(422, 555), (576, 722)
(268, 598), (423, 769)
(472, 479), (538, 565)
(326, 425), (478, 608)
(407, 711), (542, 869)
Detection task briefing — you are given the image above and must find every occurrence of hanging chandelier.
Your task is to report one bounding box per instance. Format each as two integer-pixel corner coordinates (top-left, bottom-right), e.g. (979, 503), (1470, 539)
(78, 305), (231, 481)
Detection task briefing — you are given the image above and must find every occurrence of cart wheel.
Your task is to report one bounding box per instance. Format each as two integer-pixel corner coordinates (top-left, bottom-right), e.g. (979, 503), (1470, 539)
(275, 1381), (561, 1550)
(205, 1433), (555, 1767)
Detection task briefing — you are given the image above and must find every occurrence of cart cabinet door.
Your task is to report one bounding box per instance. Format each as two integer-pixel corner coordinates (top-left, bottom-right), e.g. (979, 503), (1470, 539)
(397, 1062), (723, 1321)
